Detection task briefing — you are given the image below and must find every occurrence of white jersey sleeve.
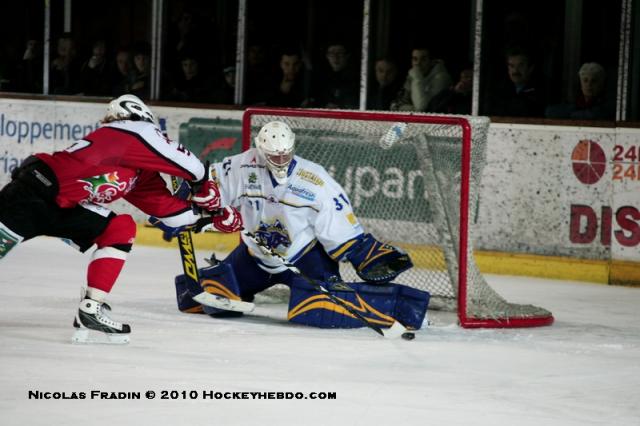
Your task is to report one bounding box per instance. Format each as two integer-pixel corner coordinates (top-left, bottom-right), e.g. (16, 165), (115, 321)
(105, 120), (205, 181)
(306, 162), (364, 259)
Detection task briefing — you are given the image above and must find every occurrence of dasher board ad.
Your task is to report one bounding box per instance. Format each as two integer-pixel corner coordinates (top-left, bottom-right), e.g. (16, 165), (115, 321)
(0, 98), (637, 264)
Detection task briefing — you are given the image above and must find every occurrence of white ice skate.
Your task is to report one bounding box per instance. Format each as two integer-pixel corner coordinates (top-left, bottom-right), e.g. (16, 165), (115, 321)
(71, 298), (131, 345)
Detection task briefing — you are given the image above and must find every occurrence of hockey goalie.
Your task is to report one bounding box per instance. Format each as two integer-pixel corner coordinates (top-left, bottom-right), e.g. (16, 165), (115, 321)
(171, 121), (430, 331)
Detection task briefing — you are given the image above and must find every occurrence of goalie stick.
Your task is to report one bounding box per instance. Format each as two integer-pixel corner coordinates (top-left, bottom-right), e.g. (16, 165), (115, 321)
(243, 230), (412, 339)
(160, 120), (253, 314)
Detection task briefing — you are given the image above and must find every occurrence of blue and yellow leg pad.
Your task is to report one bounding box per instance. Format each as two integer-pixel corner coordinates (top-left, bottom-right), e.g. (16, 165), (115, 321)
(287, 278), (429, 330)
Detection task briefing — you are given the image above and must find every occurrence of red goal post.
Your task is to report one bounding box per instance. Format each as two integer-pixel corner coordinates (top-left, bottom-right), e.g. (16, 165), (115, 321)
(242, 107), (554, 328)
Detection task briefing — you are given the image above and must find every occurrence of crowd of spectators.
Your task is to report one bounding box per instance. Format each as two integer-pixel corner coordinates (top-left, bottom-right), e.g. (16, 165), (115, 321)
(0, 30), (615, 121)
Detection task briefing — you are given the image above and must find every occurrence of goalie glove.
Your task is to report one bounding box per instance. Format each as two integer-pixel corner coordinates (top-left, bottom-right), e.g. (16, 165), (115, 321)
(344, 233), (413, 284)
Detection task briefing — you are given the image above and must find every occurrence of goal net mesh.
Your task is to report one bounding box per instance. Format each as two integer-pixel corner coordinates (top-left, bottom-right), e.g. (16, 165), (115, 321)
(244, 109), (553, 327)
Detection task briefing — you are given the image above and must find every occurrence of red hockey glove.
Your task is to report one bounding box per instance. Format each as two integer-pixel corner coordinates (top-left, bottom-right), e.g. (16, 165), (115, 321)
(191, 179), (221, 211)
(211, 206), (243, 233)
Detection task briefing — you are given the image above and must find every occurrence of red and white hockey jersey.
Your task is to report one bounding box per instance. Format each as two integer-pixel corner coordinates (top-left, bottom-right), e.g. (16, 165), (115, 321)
(35, 120), (205, 226)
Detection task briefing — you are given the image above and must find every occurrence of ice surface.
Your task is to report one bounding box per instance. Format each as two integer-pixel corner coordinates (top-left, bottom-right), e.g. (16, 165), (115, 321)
(1, 237), (639, 426)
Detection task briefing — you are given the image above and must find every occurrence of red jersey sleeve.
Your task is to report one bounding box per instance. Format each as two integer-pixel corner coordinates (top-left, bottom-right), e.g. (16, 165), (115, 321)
(124, 171), (193, 220)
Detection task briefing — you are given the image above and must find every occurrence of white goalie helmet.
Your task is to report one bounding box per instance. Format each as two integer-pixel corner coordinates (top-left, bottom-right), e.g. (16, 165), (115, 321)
(106, 94), (158, 126)
(254, 121), (295, 184)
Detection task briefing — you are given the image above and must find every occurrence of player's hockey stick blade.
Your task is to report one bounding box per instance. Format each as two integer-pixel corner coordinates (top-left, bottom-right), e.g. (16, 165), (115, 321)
(191, 291), (255, 313)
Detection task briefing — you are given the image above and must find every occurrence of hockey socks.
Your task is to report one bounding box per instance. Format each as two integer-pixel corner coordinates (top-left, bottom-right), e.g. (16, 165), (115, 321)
(86, 214), (135, 293)
(86, 247), (127, 294)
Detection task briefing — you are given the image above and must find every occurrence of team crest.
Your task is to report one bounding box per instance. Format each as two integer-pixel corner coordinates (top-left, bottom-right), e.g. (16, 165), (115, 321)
(255, 219), (291, 254)
(79, 172), (133, 203)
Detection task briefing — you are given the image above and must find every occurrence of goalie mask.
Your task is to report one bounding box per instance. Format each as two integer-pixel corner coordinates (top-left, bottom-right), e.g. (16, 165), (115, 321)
(106, 94), (158, 126)
(255, 121), (295, 184)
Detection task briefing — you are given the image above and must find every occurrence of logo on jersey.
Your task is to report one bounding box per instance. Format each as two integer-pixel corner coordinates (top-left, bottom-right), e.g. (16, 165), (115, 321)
(241, 161), (265, 170)
(287, 184), (316, 201)
(222, 158), (232, 176)
(296, 169), (324, 186)
(246, 171), (262, 191)
(79, 172), (135, 203)
(255, 219), (291, 255)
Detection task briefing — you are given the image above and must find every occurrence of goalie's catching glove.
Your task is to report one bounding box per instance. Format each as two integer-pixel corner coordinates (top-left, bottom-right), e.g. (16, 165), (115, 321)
(344, 233), (413, 284)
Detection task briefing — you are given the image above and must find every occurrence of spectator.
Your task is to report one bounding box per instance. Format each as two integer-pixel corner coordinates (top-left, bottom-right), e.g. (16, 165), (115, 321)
(14, 38), (43, 93)
(545, 62), (614, 120)
(111, 47), (133, 97)
(129, 42), (151, 100)
(50, 33), (82, 95)
(367, 57), (402, 110)
(267, 49), (308, 108)
(314, 43), (359, 109)
(245, 44), (274, 105)
(80, 40), (111, 96)
(427, 65), (473, 114)
(0, 45), (13, 90)
(391, 47), (452, 112)
(488, 46), (546, 117)
(211, 65), (236, 105)
(168, 53), (210, 103)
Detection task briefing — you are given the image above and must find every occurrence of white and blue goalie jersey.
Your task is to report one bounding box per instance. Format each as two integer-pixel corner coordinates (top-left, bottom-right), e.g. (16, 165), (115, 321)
(211, 148), (364, 273)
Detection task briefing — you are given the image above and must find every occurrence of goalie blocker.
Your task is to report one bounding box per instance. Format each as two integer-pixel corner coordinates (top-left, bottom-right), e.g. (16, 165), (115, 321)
(175, 260), (429, 330)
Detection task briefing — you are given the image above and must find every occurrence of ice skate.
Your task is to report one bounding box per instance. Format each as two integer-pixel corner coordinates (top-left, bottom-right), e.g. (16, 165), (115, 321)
(71, 298), (131, 345)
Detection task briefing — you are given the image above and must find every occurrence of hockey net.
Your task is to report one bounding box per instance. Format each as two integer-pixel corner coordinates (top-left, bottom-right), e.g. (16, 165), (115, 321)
(242, 108), (553, 328)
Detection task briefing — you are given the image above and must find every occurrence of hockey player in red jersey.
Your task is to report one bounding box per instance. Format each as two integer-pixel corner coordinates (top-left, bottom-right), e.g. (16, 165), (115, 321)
(0, 94), (241, 344)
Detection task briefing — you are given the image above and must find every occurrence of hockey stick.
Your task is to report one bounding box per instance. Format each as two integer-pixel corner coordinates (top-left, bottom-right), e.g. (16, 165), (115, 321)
(167, 176), (254, 314)
(243, 231), (412, 339)
(159, 119), (253, 314)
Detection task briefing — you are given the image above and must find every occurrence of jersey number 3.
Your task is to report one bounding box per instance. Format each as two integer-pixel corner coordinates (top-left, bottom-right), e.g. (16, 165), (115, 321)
(333, 193), (350, 211)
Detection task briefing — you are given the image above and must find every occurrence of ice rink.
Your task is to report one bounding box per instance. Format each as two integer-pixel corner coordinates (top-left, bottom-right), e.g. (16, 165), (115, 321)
(1, 237), (639, 426)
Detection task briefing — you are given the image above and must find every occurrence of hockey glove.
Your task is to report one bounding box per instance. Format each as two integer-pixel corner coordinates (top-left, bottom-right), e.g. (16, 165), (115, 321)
(190, 161), (221, 211)
(345, 234), (413, 284)
(148, 216), (190, 242)
(191, 179), (221, 211)
(199, 206), (243, 233)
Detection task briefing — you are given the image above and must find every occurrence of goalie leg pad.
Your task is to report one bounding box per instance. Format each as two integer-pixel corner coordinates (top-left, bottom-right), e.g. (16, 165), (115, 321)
(174, 275), (204, 314)
(287, 279), (429, 329)
(345, 233), (413, 284)
(175, 262), (244, 317)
